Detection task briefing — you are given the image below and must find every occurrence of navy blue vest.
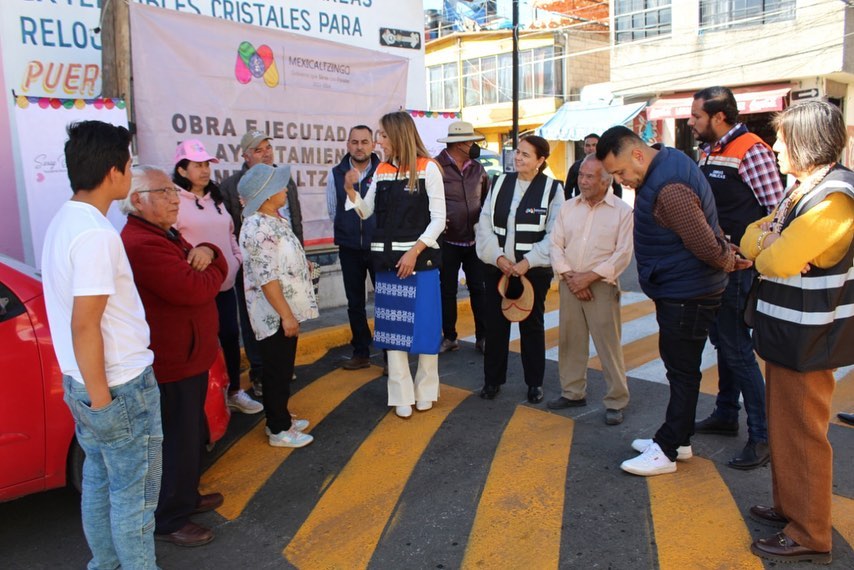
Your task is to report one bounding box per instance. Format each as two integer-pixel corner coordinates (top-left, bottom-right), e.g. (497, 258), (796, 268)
(490, 172), (561, 262)
(332, 153), (380, 250)
(634, 145), (728, 300)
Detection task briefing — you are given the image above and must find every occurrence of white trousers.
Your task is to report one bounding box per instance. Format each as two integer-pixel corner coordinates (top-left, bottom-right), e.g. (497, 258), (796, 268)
(386, 350), (439, 406)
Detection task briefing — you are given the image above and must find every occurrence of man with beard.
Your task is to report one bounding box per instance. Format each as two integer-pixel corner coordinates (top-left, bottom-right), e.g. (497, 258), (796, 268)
(326, 125), (382, 369)
(688, 86), (784, 470)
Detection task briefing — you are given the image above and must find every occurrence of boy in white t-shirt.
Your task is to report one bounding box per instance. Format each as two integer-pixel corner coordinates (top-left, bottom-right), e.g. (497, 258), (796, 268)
(41, 121), (162, 570)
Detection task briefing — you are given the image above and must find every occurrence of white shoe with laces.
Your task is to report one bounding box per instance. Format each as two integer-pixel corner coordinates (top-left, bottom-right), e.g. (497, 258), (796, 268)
(268, 427), (313, 448)
(265, 416), (309, 436)
(621, 442), (677, 476)
(227, 390), (263, 414)
(631, 438), (692, 461)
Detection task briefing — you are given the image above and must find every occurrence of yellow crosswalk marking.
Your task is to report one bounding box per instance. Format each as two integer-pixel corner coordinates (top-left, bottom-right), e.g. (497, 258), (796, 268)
(648, 458), (763, 570)
(832, 494), (854, 547)
(283, 385), (471, 569)
(200, 365), (379, 520)
(461, 407), (573, 569)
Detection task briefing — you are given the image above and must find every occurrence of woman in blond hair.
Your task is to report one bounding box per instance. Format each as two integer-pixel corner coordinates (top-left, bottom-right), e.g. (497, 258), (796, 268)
(345, 111), (446, 418)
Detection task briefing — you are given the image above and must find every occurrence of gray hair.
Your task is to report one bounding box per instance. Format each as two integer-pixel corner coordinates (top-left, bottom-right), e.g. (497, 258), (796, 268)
(581, 153), (613, 185)
(119, 165), (168, 215)
(772, 101), (846, 173)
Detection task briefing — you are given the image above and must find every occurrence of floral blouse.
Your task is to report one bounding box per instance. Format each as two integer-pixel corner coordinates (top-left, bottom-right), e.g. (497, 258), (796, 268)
(239, 212), (318, 340)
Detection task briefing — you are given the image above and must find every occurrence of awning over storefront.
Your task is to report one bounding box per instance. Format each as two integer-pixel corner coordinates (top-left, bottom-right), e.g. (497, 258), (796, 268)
(536, 100), (647, 141)
(646, 84), (792, 121)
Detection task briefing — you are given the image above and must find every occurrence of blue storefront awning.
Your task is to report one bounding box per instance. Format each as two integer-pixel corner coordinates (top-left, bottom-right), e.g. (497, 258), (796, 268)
(536, 101), (647, 141)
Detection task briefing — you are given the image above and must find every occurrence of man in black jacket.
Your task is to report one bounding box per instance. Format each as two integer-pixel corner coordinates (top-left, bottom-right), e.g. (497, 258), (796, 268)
(325, 125), (381, 369)
(435, 121), (489, 353)
(564, 133), (622, 200)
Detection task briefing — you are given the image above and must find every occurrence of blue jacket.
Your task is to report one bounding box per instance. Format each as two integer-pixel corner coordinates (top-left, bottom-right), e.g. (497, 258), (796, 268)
(634, 145), (728, 300)
(331, 153), (380, 250)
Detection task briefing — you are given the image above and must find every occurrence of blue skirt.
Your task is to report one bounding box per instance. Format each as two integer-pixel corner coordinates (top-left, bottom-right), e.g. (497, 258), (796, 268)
(373, 269), (442, 354)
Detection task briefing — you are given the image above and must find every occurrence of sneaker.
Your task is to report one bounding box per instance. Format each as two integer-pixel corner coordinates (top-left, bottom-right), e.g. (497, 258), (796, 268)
(621, 442), (677, 476)
(290, 413), (310, 432)
(227, 390), (263, 414)
(415, 400), (433, 411)
(395, 405), (413, 418)
(631, 438), (692, 461)
(439, 338), (460, 353)
(268, 427), (313, 448)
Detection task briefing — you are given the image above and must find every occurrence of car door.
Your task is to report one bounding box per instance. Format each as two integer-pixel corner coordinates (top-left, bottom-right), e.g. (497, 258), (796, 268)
(0, 279), (46, 493)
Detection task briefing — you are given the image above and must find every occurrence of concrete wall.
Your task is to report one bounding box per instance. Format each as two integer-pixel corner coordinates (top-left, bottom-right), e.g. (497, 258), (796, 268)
(610, 1), (849, 95)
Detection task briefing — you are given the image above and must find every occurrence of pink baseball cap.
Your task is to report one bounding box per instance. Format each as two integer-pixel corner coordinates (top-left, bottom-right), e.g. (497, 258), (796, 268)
(173, 139), (219, 165)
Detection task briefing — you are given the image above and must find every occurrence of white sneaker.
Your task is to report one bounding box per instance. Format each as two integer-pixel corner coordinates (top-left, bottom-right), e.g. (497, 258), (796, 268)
(631, 438), (693, 461)
(621, 442), (677, 476)
(227, 390), (263, 414)
(415, 401), (433, 411)
(268, 427), (313, 448)
(395, 405), (412, 418)
(265, 419), (309, 436)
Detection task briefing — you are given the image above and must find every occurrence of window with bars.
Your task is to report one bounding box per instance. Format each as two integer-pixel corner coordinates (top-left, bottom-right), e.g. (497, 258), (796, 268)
(699, 0), (795, 31)
(614, 0), (672, 44)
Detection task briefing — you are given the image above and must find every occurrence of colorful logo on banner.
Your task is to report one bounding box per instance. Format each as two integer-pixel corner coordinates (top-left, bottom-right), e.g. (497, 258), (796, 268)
(235, 42), (279, 87)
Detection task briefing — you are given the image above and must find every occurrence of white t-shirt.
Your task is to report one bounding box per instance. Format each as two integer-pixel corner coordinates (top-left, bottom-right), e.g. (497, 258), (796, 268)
(41, 201), (153, 387)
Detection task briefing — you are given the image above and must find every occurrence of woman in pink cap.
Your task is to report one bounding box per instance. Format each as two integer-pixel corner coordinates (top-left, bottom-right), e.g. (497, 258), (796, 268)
(172, 139), (263, 417)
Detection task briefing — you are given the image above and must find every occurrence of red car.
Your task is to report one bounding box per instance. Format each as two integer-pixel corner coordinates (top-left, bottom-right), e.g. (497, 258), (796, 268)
(0, 256), (230, 502)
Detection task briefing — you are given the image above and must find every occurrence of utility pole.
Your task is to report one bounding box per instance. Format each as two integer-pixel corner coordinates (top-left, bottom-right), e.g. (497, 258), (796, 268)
(100, 0), (133, 125)
(511, 0), (519, 150)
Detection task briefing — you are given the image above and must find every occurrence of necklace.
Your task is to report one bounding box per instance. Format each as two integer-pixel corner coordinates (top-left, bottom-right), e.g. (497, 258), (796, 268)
(769, 163), (834, 233)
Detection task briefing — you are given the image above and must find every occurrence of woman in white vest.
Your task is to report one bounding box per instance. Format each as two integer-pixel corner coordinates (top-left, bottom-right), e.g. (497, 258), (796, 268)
(475, 135), (563, 404)
(741, 101), (854, 565)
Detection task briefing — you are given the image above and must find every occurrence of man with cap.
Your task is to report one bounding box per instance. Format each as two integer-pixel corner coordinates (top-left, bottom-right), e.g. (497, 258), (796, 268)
(564, 133), (622, 200)
(220, 130), (303, 395)
(435, 121), (489, 353)
(120, 165), (227, 546)
(325, 125), (382, 370)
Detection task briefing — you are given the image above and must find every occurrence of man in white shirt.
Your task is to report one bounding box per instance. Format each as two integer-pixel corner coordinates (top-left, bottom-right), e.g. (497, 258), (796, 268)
(549, 155), (634, 425)
(41, 121), (162, 570)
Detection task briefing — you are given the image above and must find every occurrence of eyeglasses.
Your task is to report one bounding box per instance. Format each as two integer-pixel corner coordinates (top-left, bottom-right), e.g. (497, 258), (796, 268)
(138, 187), (179, 198)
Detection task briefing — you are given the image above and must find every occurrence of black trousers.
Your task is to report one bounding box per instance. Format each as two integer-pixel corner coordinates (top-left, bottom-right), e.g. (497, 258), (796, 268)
(483, 266), (552, 388)
(259, 326), (298, 434)
(216, 289), (242, 392)
(338, 245), (376, 358)
(155, 372), (207, 534)
(440, 242), (486, 342)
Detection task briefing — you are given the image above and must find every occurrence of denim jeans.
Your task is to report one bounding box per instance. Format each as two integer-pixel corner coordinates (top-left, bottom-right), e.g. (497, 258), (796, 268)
(63, 367), (163, 570)
(338, 245), (376, 358)
(439, 242), (486, 342)
(707, 268), (768, 442)
(652, 297), (721, 461)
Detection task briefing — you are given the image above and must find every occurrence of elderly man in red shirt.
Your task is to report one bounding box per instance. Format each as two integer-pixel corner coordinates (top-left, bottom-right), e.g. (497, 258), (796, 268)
(120, 165), (227, 547)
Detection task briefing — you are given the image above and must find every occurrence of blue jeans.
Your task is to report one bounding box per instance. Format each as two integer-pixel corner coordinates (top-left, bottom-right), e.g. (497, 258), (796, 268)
(63, 368), (163, 570)
(707, 269), (768, 442)
(652, 297), (721, 461)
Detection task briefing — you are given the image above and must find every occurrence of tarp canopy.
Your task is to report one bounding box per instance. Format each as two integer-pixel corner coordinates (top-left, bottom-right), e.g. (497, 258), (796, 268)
(646, 85), (792, 121)
(536, 101), (647, 141)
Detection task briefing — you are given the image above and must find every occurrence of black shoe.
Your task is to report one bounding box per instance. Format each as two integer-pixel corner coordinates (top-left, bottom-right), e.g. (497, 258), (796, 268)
(694, 414), (739, 436)
(838, 412), (854, 426)
(728, 441), (770, 470)
(547, 396), (587, 409)
(480, 384), (500, 400)
(475, 338), (485, 354)
(342, 356), (371, 370)
(527, 386), (544, 404)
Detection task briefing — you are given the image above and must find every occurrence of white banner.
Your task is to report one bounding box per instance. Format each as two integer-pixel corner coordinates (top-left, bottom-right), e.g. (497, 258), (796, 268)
(409, 110), (462, 158)
(130, 3), (408, 247)
(13, 97), (130, 268)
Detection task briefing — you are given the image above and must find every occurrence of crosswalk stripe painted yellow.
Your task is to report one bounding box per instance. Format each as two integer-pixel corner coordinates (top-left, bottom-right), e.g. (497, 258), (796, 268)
(200, 365), (379, 520)
(282, 385), (471, 569)
(831, 493), (854, 547)
(647, 458), (763, 570)
(461, 407), (573, 569)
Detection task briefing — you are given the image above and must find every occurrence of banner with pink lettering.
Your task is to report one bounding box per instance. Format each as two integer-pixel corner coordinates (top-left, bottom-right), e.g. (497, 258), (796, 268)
(130, 3), (408, 247)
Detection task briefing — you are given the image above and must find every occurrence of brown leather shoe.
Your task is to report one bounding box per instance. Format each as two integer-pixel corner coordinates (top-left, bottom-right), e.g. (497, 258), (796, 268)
(342, 356), (370, 370)
(749, 504), (788, 529)
(193, 492), (224, 514)
(155, 521), (214, 547)
(750, 532), (831, 564)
